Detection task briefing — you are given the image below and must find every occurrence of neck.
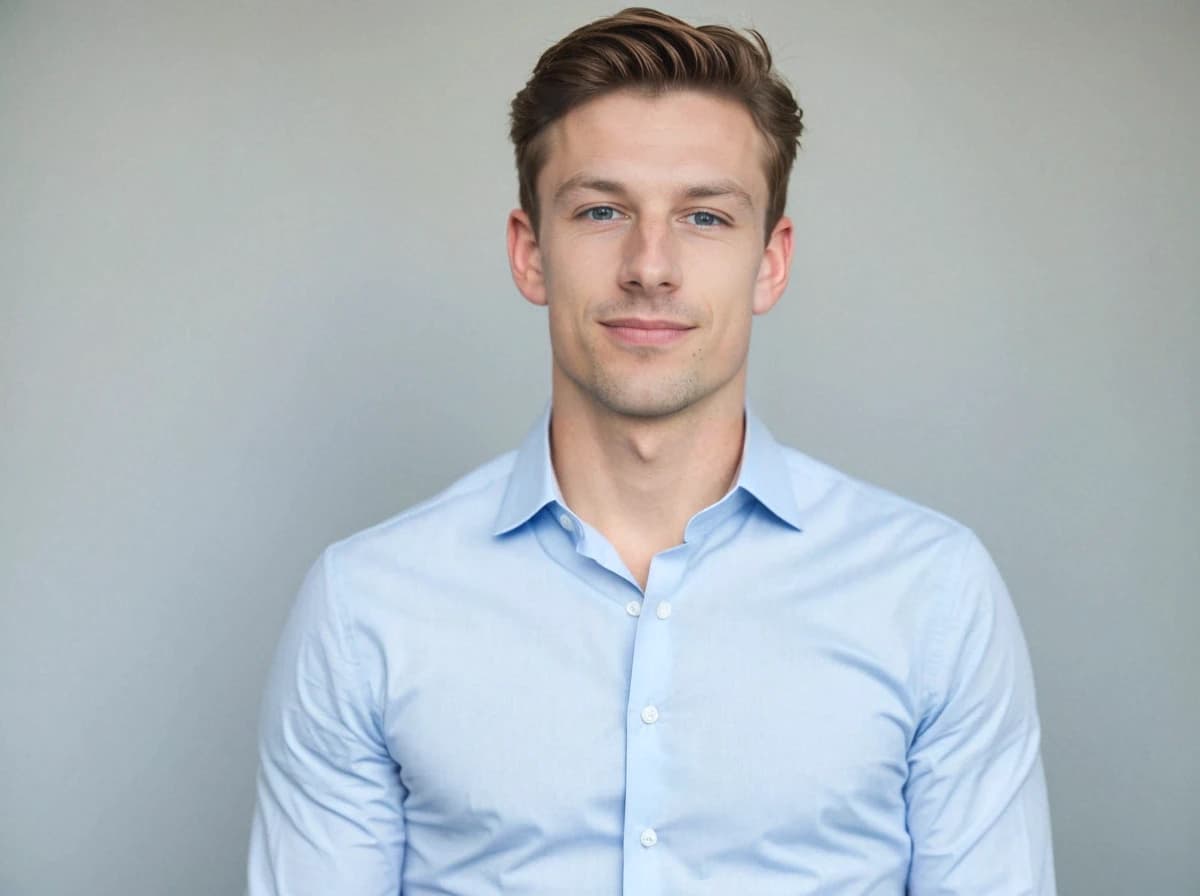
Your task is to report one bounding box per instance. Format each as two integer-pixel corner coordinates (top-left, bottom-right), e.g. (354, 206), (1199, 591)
(549, 380), (746, 574)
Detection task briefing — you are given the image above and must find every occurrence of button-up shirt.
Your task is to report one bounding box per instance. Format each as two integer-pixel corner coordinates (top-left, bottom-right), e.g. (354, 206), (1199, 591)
(247, 407), (1055, 894)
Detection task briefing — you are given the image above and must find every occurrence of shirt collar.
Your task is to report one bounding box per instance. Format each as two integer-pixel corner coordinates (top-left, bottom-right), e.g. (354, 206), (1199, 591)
(492, 402), (804, 536)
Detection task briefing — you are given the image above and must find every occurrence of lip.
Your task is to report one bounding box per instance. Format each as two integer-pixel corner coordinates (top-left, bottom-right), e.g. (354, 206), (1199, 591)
(602, 318), (694, 330)
(600, 318), (696, 347)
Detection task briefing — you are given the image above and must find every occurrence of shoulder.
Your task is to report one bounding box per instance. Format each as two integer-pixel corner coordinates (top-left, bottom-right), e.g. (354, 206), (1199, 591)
(772, 441), (1010, 633)
(778, 442), (978, 558)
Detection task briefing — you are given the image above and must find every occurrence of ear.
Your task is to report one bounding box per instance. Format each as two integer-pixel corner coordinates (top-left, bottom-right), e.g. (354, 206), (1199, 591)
(507, 209), (547, 306)
(752, 215), (794, 315)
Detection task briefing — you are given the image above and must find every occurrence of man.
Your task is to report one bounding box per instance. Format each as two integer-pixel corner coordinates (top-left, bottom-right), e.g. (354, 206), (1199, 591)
(247, 8), (1055, 894)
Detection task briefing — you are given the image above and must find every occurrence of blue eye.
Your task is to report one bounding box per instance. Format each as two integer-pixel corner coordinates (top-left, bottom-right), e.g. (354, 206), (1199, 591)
(688, 211), (724, 227)
(584, 206), (618, 221)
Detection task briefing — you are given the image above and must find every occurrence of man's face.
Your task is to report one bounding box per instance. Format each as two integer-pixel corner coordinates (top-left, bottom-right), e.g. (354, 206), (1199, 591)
(507, 89), (792, 420)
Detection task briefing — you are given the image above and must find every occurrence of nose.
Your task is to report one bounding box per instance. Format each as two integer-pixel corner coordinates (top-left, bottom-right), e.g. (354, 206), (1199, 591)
(619, 218), (681, 296)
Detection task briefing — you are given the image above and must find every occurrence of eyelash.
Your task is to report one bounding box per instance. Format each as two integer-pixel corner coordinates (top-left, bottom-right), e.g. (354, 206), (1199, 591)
(579, 206), (729, 227)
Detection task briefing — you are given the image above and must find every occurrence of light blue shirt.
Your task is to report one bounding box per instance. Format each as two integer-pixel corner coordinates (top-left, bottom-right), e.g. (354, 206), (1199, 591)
(247, 407), (1055, 895)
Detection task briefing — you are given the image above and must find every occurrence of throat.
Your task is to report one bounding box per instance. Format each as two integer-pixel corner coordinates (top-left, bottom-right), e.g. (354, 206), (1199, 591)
(608, 527), (685, 592)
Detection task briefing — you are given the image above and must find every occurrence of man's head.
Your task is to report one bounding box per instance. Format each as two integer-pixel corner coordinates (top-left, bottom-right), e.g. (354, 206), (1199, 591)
(510, 7), (803, 238)
(506, 8), (803, 420)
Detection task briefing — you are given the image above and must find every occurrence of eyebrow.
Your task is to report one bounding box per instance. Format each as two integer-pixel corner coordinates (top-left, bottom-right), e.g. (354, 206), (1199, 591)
(552, 174), (755, 210)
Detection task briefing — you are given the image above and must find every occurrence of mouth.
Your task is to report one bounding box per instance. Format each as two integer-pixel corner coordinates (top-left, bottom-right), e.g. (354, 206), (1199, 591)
(599, 317), (696, 347)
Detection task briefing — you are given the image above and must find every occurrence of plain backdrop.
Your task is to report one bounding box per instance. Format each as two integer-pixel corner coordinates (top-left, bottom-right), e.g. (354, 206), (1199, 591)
(2, 2), (1197, 894)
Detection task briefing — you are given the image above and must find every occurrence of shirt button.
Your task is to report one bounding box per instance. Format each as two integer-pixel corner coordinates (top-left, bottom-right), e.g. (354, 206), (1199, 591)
(640, 828), (658, 848)
(557, 512), (574, 532)
(656, 601), (672, 619)
(625, 600), (642, 617)
(640, 705), (659, 724)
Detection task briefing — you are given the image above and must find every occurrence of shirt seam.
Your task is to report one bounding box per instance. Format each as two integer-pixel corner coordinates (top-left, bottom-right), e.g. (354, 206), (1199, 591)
(321, 546), (406, 882)
(923, 528), (977, 717)
(323, 544), (361, 670)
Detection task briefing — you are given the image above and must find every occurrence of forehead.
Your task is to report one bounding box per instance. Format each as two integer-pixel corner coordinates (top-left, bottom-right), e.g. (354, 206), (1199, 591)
(538, 89), (769, 202)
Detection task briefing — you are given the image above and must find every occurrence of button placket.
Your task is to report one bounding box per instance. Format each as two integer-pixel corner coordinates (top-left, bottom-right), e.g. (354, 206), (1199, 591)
(621, 548), (689, 894)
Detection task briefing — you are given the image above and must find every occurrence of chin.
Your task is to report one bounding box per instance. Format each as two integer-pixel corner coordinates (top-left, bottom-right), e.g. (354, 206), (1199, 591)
(588, 375), (709, 420)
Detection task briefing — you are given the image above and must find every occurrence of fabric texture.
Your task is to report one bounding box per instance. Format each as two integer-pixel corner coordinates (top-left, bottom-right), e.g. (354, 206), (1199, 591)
(247, 407), (1056, 895)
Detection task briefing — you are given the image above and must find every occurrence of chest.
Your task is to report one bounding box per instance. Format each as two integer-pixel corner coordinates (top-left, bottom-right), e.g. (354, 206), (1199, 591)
(380, 568), (921, 865)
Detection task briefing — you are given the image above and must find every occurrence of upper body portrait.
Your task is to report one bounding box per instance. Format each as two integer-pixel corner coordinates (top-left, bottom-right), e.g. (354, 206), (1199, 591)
(246, 8), (1055, 894)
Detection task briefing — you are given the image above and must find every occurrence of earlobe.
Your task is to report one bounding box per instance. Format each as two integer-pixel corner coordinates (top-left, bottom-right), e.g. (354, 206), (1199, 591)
(507, 209), (547, 306)
(752, 215), (794, 315)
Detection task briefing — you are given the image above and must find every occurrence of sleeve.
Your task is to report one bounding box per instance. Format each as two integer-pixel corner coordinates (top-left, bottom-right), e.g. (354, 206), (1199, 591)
(246, 549), (407, 895)
(904, 532), (1056, 895)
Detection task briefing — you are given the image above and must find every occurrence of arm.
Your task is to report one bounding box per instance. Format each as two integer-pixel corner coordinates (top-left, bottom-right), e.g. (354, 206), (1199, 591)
(905, 532), (1056, 895)
(246, 550), (406, 895)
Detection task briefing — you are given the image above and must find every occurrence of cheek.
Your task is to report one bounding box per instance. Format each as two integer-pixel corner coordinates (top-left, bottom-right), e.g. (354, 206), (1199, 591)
(692, 255), (759, 331)
(544, 230), (613, 274)
(544, 289), (596, 366)
(542, 243), (601, 309)
(712, 308), (755, 360)
(544, 300), (574, 345)
(686, 235), (759, 280)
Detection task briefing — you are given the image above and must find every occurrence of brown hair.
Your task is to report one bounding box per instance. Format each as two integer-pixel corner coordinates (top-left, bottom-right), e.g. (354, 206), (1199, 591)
(509, 7), (803, 237)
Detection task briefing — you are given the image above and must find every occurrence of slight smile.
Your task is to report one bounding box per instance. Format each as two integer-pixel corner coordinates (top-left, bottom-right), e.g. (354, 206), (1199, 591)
(600, 318), (696, 347)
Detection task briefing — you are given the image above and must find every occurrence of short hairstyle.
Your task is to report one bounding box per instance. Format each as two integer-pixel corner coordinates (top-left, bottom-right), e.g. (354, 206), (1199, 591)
(509, 7), (804, 238)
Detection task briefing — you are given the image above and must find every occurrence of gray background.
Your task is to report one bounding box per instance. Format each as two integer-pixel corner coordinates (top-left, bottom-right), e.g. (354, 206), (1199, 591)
(2, 1), (1197, 894)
